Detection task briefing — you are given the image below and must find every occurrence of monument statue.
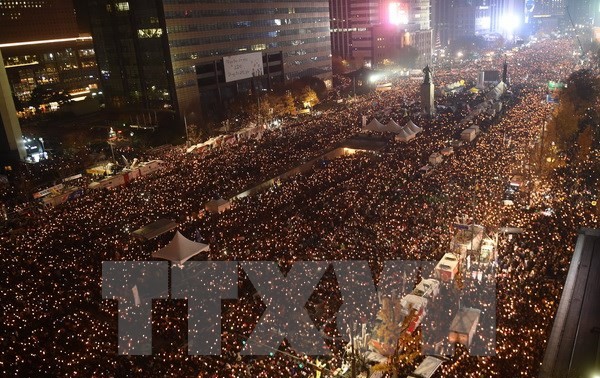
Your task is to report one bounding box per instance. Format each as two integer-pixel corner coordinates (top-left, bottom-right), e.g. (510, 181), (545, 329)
(423, 65), (432, 84)
(420, 65), (435, 116)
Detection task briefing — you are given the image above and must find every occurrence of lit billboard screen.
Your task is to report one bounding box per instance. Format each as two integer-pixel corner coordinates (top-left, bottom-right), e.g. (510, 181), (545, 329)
(223, 52), (264, 83)
(389, 2), (409, 25)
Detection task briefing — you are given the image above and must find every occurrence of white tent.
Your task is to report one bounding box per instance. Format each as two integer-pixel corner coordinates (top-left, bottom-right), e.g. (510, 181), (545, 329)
(395, 128), (415, 142)
(408, 356), (445, 378)
(152, 231), (209, 265)
(406, 119), (423, 134)
(385, 119), (404, 134)
(364, 118), (386, 132)
(485, 81), (507, 101)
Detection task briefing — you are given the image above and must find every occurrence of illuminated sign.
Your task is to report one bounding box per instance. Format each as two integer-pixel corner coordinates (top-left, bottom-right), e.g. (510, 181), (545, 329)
(389, 2), (409, 25)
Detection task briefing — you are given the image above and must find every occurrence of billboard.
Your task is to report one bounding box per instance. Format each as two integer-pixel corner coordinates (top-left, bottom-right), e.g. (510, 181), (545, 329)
(223, 52), (264, 83)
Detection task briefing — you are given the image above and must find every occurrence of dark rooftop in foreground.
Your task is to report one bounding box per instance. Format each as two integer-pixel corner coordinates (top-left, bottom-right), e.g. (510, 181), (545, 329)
(540, 229), (600, 378)
(131, 218), (177, 241)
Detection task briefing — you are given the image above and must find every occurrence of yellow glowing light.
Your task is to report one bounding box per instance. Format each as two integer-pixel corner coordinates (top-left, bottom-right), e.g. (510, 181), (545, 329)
(0, 36), (92, 49)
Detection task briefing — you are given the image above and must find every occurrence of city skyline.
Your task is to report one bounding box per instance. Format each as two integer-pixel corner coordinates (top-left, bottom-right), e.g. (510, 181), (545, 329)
(0, 1), (600, 378)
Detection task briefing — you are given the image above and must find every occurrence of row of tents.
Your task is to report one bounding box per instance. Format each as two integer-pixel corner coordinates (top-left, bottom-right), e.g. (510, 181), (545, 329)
(186, 125), (265, 154)
(362, 118), (423, 142)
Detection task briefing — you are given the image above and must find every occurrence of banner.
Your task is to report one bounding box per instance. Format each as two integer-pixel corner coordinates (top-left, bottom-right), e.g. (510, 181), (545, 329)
(223, 52), (263, 83)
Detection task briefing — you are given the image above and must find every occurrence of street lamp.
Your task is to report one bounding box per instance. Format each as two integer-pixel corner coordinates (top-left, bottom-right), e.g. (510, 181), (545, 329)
(108, 141), (116, 163)
(252, 68), (262, 127)
(183, 115), (190, 146)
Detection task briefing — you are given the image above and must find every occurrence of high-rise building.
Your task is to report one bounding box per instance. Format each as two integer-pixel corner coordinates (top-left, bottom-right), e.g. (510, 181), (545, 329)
(330, 0), (353, 59)
(526, 0), (564, 31)
(532, 0), (564, 18)
(330, 0), (432, 68)
(488, 0), (525, 36)
(0, 0), (79, 44)
(349, 0), (381, 64)
(432, 0), (494, 47)
(88, 0), (332, 121)
(567, 0), (592, 25)
(0, 0), (99, 107)
(0, 49), (26, 163)
(0, 38), (99, 105)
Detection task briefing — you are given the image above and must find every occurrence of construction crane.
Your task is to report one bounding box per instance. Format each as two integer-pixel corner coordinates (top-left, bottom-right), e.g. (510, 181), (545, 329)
(566, 5), (585, 60)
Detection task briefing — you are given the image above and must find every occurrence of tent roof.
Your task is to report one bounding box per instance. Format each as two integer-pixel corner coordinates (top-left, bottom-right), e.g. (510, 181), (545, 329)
(152, 231), (209, 264)
(486, 81), (507, 100)
(409, 356), (445, 378)
(397, 128), (411, 137)
(450, 307), (481, 334)
(132, 218), (178, 241)
(406, 120), (422, 133)
(365, 118), (386, 132)
(386, 119), (402, 132)
(395, 129), (415, 141)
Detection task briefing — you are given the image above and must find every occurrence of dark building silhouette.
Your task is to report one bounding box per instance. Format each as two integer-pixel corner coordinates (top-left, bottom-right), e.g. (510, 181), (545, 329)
(0, 0), (79, 44)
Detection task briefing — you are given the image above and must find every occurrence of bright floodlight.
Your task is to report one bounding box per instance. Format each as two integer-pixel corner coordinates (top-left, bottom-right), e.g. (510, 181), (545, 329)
(501, 13), (521, 34)
(389, 2), (408, 25)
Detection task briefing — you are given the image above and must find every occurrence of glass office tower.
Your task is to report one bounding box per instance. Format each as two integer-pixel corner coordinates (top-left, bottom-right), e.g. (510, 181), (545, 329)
(88, 0), (332, 120)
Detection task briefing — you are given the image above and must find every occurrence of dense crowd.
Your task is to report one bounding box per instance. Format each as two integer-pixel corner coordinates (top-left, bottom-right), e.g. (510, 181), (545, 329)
(1, 37), (598, 377)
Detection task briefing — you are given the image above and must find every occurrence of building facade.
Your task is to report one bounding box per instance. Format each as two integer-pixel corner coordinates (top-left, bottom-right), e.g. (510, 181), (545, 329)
(329, 0), (353, 59)
(528, 0), (564, 30)
(0, 0), (100, 107)
(1, 38), (99, 104)
(88, 0), (332, 120)
(567, 0), (592, 25)
(330, 0), (432, 68)
(432, 0), (495, 47)
(0, 50), (25, 163)
(0, 0), (80, 44)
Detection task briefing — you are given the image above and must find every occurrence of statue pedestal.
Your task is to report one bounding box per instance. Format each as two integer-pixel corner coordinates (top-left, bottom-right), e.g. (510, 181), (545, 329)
(420, 82), (435, 116)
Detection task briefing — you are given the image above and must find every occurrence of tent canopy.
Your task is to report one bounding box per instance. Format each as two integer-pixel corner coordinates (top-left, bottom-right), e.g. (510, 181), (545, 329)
(385, 119), (403, 133)
(364, 118), (386, 132)
(405, 119), (422, 134)
(132, 218), (178, 241)
(152, 231), (209, 264)
(395, 128), (415, 142)
(486, 81), (507, 100)
(409, 356), (445, 378)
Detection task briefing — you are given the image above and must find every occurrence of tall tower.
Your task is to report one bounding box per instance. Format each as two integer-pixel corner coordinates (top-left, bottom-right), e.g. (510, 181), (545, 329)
(88, 0), (332, 123)
(0, 0), (79, 44)
(0, 0), (99, 111)
(0, 49), (26, 162)
(330, 0), (353, 59)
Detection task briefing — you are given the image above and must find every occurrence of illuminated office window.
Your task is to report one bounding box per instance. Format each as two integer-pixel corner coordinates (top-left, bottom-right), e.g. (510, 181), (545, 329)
(137, 28), (163, 38)
(115, 2), (129, 11)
